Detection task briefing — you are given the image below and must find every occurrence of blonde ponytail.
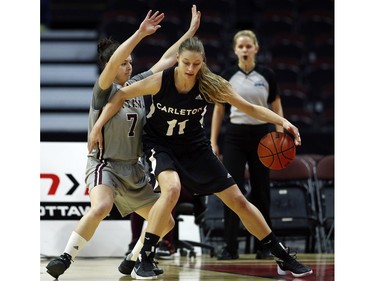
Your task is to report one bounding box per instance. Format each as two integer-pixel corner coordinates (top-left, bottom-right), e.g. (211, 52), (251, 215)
(197, 63), (231, 103)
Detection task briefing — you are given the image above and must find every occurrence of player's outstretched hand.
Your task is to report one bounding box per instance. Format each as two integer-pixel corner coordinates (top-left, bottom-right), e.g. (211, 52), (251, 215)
(188, 5), (201, 34)
(138, 10), (165, 36)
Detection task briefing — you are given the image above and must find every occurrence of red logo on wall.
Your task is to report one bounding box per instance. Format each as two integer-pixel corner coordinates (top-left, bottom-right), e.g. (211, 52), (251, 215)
(40, 173), (123, 220)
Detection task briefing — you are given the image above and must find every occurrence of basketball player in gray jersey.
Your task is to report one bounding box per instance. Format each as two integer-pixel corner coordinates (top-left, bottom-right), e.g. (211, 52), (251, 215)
(88, 37), (312, 278)
(87, 76), (149, 162)
(211, 30), (284, 260)
(46, 6), (201, 279)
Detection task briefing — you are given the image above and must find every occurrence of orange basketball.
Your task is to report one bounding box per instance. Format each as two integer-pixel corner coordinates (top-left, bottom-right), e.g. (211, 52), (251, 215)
(257, 132), (296, 170)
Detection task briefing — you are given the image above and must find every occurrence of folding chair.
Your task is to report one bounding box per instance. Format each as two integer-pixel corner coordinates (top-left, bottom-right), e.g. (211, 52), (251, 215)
(269, 156), (322, 252)
(173, 201), (216, 258)
(198, 195), (226, 254)
(198, 194), (251, 255)
(315, 155), (334, 253)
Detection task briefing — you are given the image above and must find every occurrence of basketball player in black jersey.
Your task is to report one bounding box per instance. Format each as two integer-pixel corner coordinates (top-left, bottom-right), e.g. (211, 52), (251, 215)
(88, 37), (312, 279)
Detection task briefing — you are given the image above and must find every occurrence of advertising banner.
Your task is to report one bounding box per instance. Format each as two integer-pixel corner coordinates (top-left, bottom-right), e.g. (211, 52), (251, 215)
(40, 142), (200, 257)
(40, 142), (132, 257)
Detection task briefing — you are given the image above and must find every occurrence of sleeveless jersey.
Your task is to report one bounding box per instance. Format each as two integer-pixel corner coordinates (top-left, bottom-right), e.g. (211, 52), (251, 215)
(144, 67), (209, 145)
(221, 65), (279, 125)
(87, 71), (152, 161)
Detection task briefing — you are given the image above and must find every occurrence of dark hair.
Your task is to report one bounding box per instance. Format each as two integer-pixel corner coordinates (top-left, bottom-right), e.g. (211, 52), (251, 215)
(97, 38), (120, 70)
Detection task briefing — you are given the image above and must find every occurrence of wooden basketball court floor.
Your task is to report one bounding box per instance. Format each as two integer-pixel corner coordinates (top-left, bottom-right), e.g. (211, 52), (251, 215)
(40, 253), (334, 281)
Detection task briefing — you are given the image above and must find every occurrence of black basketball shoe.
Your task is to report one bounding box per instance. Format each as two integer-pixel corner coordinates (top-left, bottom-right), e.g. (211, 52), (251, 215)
(46, 253), (72, 279)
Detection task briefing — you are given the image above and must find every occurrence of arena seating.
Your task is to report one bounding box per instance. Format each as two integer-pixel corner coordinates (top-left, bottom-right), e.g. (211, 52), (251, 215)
(40, 0), (334, 155)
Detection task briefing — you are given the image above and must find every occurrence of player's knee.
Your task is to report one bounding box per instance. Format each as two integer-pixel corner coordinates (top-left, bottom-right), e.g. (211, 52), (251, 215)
(89, 202), (112, 220)
(231, 194), (248, 212)
(161, 184), (181, 204)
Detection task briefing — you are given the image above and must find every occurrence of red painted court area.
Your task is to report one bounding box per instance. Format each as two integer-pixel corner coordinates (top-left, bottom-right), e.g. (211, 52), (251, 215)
(187, 254), (334, 281)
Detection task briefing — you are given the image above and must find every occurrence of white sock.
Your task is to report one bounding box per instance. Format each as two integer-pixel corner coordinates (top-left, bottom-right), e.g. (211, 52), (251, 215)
(128, 239), (143, 261)
(63, 231), (87, 260)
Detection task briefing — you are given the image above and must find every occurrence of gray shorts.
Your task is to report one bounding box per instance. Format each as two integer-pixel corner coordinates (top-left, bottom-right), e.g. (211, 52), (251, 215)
(85, 157), (159, 217)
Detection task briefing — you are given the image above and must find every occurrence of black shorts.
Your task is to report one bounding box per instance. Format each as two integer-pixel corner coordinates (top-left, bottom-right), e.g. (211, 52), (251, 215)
(143, 139), (236, 195)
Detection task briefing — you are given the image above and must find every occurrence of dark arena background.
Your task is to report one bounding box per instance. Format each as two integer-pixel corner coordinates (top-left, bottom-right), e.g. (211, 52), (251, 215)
(40, 0), (334, 156)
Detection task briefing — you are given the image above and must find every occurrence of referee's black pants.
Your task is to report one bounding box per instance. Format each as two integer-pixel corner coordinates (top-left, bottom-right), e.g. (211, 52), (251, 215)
(221, 123), (273, 253)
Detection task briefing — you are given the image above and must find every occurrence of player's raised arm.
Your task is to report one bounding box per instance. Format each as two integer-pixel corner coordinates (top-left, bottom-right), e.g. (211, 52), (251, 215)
(99, 10), (164, 89)
(150, 4), (201, 73)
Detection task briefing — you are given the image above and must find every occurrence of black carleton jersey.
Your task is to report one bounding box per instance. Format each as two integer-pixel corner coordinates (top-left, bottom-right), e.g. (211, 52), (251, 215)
(142, 67), (236, 195)
(144, 67), (209, 145)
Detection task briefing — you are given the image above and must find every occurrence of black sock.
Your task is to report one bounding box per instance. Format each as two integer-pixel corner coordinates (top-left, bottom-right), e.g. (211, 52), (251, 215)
(260, 232), (291, 261)
(141, 232), (160, 261)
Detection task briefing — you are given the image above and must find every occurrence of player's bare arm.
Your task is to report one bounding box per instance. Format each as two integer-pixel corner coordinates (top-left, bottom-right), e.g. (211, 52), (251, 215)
(99, 10), (164, 89)
(225, 89), (301, 146)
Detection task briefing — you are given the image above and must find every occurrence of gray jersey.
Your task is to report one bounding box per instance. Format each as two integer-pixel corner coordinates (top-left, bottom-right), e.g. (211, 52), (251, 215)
(87, 70), (153, 161)
(222, 65), (278, 125)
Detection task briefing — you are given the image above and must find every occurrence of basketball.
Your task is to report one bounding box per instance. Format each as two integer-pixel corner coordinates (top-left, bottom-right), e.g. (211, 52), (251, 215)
(257, 132), (296, 170)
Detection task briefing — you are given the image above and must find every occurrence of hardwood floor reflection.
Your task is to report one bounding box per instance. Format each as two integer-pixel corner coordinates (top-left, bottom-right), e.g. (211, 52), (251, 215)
(40, 253), (334, 281)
